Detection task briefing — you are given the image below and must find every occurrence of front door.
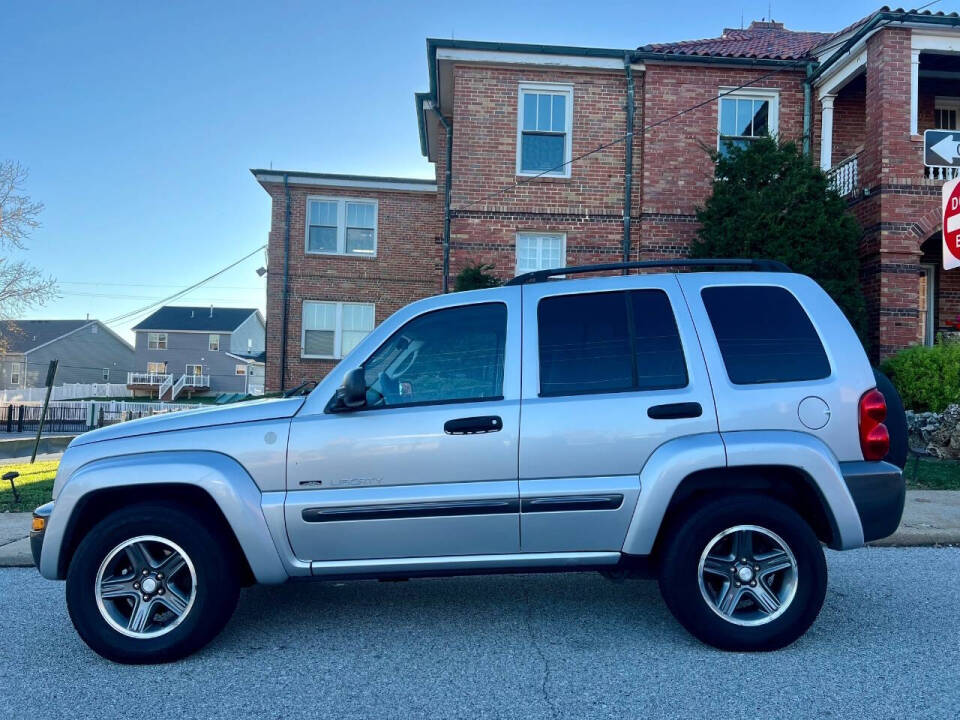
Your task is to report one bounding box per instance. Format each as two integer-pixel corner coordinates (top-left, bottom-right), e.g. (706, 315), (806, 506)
(518, 276), (718, 552)
(285, 292), (522, 562)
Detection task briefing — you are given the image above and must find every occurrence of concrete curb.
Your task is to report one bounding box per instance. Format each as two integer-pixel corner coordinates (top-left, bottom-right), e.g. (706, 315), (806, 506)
(2, 491), (959, 569)
(0, 434), (76, 461)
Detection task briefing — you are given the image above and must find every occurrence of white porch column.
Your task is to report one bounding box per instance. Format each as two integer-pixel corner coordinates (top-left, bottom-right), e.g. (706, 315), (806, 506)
(820, 94), (836, 171)
(910, 48), (920, 136)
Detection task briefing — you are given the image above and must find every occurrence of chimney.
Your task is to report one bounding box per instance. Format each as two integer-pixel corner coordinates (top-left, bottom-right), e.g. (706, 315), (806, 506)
(209, 306), (214, 318)
(749, 20), (784, 30)
(190, 310), (194, 318)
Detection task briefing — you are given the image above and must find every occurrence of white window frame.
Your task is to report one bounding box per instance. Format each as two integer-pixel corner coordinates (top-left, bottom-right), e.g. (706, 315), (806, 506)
(515, 232), (567, 275)
(147, 361), (167, 374)
(147, 332), (167, 350)
(102, 368), (109, 381)
(185, 363), (203, 376)
(717, 87), (780, 152)
(10, 363), (21, 386)
(516, 82), (574, 178)
(208, 334), (220, 351)
(305, 196), (378, 257)
(935, 96), (960, 130)
(301, 300), (376, 360)
(235, 364), (247, 376)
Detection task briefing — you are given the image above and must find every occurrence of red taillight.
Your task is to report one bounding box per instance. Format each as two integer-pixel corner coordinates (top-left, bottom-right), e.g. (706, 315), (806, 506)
(859, 388), (890, 461)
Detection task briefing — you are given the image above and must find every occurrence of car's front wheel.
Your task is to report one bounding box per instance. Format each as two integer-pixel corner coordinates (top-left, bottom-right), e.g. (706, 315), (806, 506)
(65, 503), (240, 663)
(658, 494), (827, 651)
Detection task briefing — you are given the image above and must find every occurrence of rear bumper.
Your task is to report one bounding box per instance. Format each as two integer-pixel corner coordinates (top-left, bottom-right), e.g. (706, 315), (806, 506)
(839, 461), (905, 543)
(30, 502), (53, 570)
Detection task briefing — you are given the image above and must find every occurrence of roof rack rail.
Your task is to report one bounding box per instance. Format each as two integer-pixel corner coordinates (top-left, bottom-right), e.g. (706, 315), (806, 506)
(505, 258), (791, 286)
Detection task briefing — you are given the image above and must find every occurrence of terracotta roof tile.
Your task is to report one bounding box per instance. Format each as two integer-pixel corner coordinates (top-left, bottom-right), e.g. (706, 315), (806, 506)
(641, 21), (830, 60)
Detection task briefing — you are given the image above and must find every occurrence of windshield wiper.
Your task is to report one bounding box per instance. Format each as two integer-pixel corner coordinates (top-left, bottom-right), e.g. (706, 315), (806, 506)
(284, 380), (318, 398)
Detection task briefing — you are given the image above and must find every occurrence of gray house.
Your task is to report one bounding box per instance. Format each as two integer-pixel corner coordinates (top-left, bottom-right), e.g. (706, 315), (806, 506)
(0, 319), (135, 390)
(128, 306), (265, 400)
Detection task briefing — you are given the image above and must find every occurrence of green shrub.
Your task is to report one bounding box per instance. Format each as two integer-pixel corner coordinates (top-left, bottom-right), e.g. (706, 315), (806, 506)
(881, 342), (960, 412)
(454, 262), (500, 291)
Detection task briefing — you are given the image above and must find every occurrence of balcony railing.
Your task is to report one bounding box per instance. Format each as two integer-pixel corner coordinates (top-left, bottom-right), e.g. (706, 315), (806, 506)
(828, 153), (859, 197)
(127, 372), (172, 386)
(926, 166), (960, 181)
(183, 374), (210, 387)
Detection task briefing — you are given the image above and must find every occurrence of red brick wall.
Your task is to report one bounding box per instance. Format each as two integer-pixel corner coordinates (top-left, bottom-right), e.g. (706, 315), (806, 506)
(832, 75), (865, 164)
(261, 182), (441, 391)
(447, 63), (642, 281)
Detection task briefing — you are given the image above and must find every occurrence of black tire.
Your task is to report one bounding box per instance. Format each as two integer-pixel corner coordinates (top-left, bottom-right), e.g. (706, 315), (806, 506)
(66, 502), (241, 664)
(873, 368), (908, 469)
(658, 494), (827, 651)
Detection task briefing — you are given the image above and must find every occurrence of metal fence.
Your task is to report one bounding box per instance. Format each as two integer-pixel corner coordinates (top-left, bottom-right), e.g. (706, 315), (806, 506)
(0, 400), (203, 434)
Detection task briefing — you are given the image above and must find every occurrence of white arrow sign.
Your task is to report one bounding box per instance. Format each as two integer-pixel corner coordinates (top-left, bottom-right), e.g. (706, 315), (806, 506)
(931, 134), (960, 164)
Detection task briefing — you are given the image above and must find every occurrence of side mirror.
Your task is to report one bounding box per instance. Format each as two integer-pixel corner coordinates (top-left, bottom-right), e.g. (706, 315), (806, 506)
(338, 367), (367, 409)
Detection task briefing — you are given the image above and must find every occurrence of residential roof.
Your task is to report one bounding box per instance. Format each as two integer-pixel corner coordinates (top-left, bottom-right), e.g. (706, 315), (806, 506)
(228, 350), (266, 364)
(813, 7), (960, 52)
(252, 169), (436, 193)
(640, 20), (830, 61)
(131, 307), (260, 332)
(0, 320), (93, 354)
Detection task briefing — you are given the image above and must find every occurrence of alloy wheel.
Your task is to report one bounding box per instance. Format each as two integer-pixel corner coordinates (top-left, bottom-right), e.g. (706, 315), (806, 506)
(697, 524), (798, 627)
(94, 535), (197, 639)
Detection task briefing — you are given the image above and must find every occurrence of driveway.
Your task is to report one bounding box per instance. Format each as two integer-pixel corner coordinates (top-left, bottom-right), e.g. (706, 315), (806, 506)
(1, 547), (957, 719)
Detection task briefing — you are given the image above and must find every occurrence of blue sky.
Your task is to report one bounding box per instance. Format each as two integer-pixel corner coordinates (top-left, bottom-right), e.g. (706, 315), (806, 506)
(2, 0), (894, 342)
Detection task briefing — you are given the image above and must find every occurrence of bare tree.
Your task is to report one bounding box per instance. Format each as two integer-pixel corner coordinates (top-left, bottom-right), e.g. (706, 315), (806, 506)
(0, 161), (56, 320)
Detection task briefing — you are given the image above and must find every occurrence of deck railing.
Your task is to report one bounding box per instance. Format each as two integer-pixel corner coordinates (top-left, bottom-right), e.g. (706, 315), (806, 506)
(828, 153), (859, 197)
(127, 372), (172, 386)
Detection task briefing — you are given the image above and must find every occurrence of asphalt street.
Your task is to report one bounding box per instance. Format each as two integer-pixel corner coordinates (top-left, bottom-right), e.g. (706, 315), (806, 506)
(1, 547), (958, 720)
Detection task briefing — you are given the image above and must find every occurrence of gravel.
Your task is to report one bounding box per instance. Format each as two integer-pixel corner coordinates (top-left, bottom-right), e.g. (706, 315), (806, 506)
(1, 547), (958, 719)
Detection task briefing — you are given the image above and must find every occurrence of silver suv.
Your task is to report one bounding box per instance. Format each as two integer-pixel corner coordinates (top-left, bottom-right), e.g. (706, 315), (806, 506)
(31, 260), (905, 663)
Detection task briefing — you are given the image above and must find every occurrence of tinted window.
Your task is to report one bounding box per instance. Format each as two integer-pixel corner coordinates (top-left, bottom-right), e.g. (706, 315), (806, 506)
(362, 303), (506, 407)
(701, 286), (830, 384)
(632, 291), (688, 390)
(538, 290), (687, 396)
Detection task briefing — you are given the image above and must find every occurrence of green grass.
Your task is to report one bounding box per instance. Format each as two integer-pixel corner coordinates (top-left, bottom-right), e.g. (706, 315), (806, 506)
(0, 460), (59, 513)
(907, 456), (960, 490)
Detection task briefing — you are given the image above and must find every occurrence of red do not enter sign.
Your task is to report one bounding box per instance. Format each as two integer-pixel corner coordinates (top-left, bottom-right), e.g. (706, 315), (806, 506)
(944, 177), (960, 270)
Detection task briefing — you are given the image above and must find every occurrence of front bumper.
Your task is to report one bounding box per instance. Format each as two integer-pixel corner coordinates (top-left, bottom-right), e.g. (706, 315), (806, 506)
(839, 461), (905, 543)
(30, 502), (53, 569)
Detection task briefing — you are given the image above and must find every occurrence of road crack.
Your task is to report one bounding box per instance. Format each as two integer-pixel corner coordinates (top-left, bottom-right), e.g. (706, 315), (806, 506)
(522, 584), (561, 720)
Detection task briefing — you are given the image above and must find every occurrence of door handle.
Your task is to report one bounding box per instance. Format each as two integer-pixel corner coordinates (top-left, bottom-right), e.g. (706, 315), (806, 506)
(647, 402), (702, 420)
(444, 415), (503, 435)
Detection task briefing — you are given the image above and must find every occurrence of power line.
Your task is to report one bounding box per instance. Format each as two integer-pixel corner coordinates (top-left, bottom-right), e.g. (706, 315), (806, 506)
(104, 245), (266, 326)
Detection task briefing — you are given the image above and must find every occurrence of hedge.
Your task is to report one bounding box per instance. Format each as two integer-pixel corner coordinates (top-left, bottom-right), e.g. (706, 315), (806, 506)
(881, 342), (960, 412)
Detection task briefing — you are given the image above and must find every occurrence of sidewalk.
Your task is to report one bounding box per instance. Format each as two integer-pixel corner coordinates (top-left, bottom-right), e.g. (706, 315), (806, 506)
(2, 490), (959, 568)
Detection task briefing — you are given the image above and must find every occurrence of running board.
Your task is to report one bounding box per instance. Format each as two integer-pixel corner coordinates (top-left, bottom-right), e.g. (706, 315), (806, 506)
(309, 551), (621, 578)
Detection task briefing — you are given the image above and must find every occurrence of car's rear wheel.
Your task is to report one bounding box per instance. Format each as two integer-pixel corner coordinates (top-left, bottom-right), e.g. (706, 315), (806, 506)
(658, 494), (827, 651)
(66, 503), (240, 663)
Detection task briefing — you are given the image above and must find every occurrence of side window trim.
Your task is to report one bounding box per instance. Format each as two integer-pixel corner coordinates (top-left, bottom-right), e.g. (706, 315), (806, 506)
(326, 302), (509, 413)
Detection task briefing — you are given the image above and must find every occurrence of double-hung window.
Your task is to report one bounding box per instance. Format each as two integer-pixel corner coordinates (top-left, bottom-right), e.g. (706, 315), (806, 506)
(147, 332), (167, 350)
(935, 97), (960, 130)
(517, 83), (573, 177)
(718, 88), (779, 156)
(302, 301), (375, 359)
(10, 363), (21, 386)
(208, 334), (220, 351)
(306, 197), (378, 256)
(516, 233), (566, 275)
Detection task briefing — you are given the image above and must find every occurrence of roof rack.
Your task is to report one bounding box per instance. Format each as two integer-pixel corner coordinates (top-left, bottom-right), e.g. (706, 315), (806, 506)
(505, 258), (792, 286)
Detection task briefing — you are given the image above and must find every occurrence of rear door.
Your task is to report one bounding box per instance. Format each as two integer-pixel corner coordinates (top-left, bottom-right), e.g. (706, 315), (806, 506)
(518, 275), (717, 553)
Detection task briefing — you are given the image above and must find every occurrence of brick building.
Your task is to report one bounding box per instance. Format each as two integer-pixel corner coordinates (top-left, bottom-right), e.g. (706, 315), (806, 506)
(255, 6), (960, 391)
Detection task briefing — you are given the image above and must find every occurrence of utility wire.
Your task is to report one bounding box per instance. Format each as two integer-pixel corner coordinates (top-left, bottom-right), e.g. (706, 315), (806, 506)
(104, 245), (266, 326)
